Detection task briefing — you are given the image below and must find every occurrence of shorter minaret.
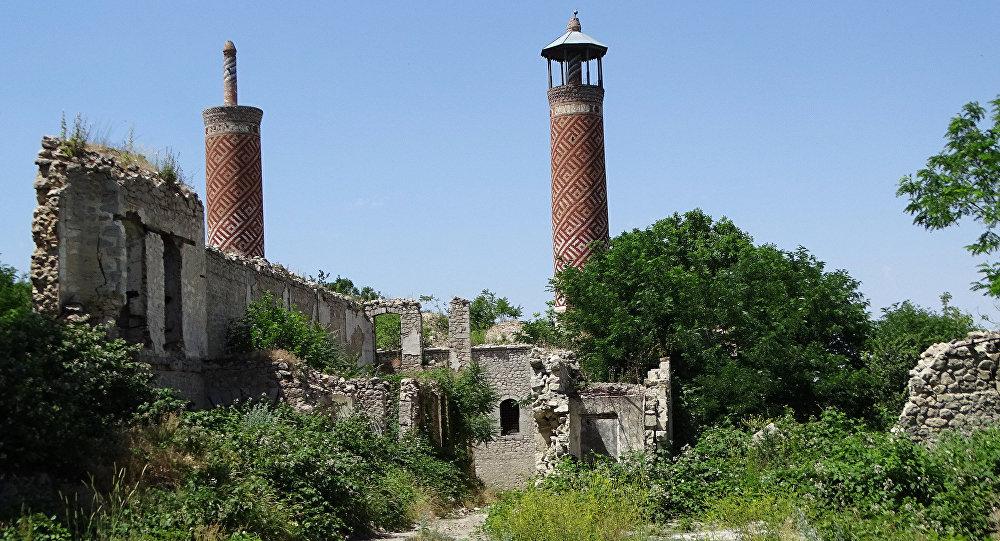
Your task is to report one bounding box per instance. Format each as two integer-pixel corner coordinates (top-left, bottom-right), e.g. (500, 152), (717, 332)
(202, 40), (265, 258)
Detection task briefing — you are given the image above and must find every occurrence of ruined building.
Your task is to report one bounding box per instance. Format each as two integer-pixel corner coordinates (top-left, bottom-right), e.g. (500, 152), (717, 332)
(543, 12), (611, 310)
(28, 16), (670, 488)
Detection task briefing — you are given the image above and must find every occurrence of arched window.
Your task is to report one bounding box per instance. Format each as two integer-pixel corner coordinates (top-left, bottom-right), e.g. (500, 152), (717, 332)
(500, 399), (520, 436)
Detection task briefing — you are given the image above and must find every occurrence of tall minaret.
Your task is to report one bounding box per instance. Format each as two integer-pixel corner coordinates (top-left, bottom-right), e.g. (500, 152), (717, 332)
(202, 40), (266, 258)
(541, 13), (610, 310)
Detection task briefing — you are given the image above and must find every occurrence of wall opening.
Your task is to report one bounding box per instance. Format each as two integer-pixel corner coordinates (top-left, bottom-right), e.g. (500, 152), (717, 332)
(117, 215), (149, 346)
(374, 312), (402, 367)
(500, 399), (520, 436)
(162, 234), (183, 351)
(580, 413), (619, 460)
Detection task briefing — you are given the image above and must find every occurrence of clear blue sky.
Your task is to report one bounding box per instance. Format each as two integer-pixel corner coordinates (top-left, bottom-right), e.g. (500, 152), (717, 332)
(2, 2), (999, 321)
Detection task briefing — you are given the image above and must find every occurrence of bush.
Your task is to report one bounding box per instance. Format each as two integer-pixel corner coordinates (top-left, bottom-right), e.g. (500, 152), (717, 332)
(228, 293), (356, 375)
(652, 410), (1000, 539)
(865, 295), (977, 426)
(484, 459), (651, 541)
(417, 362), (498, 461)
(0, 309), (155, 475)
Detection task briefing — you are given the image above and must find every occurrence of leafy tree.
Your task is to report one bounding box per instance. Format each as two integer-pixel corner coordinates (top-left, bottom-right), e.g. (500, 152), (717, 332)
(314, 270), (382, 301)
(469, 290), (523, 345)
(554, 210), (873, 438)
(375, 312), (401, 350)
(898, 97), (1000, 295)
(865, 293), (977, 425)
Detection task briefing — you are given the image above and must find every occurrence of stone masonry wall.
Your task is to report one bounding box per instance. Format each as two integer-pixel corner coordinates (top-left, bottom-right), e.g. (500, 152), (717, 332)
(203, 349), (393, 432)
(471, 344), (537, 488)
(897, 331), (1000, 441)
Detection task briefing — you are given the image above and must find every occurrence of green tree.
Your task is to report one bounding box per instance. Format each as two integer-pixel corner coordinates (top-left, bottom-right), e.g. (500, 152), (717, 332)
(314, 270), (382, 301)
(898, 97), (1000, 295)
(0, 259), (30, 316)
(469, 290), (523, 345)
(554, 210), (873, 438)
(865, 293), (977, 425)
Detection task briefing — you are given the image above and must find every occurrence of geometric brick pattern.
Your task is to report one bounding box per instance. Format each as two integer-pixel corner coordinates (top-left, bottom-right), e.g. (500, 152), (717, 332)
(206, 131), (264, 258)
(549, 104), (609, 273)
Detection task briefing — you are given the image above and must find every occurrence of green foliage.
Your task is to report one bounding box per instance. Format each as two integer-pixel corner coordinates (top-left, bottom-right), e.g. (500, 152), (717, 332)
(864, 294), (978, 426)
(554, 210), (873, 438)
(0, 259), (30, 316)
(418, 363), (499, 458)
(375, 312), (402, 351)
(898, 97), (1000, 296)
(652, 410), (1000, 539)
(514, 306), (570, 348)
(469, 290), (522, 345)
(0, 514), (72, 541)
(227, 293), (356, 375)
(484, 459), (651, 541)
(314, 270), (382, 301)
(152, 147), (185, 186)
(0, 310), (154, 475)
(58, 112), (88, 157)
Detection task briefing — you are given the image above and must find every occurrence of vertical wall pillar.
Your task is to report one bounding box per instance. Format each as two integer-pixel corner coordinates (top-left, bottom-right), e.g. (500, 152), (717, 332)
(203, 40), (265, 258)
(643, 357), (672, 453)
(448, 297), (472, 369)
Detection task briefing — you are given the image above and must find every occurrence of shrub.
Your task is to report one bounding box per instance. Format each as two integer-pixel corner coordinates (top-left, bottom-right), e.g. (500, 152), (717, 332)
(865, 295), (978, 426)
(417, 362), (498, 460)
(484, 459), (651, 541)
(228, 293), (356, 375)
(0, 310), (155, 475)
(469, 290), (522, 346)
(651, 410), (1000, 539)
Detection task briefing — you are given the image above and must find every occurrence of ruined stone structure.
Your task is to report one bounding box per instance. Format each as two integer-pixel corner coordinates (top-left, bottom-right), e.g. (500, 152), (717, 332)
(542, 13), (610, 309)
(897, 331), (1000, 441)
(528, 349), (672, 477)
(28, 25), (670, 489)
(203, 41), (266, 258)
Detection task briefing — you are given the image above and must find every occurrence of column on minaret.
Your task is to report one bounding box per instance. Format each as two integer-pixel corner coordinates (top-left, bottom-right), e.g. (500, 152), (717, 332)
(541, 14), (610, 311)
(202, 40), (266, 258)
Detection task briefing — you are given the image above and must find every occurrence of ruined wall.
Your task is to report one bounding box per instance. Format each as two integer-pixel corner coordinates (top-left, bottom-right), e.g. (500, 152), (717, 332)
(448, 297), (472, 368)
(31, 138), (375, 405)
(472, 344), (537, 488)
(204, 249), (373, 364)
(897, 331), (1000, 441)
(570, 383), (645, 459)
(202, 350), (393, 430)
(366, 299), (422, 370)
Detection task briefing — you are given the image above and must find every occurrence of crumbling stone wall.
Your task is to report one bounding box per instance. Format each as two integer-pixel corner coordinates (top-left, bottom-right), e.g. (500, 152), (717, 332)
(471, 344), (536, 487)
(205, 249), (373, 364)
(202, 349), (393, 430)
(571, 383), (645, 459)
(30, 138), (375, 405)
(448, 297), (471, 368)
(897, 331), (1000, 441)
(366, 299), (422, 371)
(644, 359), (672, 451)
(530, 348), (579, 476)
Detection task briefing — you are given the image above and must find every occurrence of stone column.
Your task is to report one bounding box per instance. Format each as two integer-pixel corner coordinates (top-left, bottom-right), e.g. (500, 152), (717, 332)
(643, 358), (672, 453)
(448, 297), (472, 369)
(203, 41), (265, 258)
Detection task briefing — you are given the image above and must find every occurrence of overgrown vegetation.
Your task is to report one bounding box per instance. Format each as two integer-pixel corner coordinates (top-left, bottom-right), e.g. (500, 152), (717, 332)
(864, 294), (978, 426)
(487, 411), (1000, 540)
(0, 260), (484, 539)
(417, 362), (499, 461)
(57, 113), (188, 186)
(227, 293), (358, 375)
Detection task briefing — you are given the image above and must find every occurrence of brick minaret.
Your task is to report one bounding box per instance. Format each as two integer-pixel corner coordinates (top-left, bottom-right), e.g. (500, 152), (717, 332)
(202, 40), (265, 258)
(542, 13), (610, 310)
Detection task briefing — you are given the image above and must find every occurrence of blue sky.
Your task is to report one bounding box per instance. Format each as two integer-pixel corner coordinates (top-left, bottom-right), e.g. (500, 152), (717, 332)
(2, 2), (999, 320)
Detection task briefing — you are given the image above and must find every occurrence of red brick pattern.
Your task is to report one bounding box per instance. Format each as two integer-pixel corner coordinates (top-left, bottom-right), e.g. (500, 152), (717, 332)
(205, 132), (264, 258)
(550, 111), (609, 272)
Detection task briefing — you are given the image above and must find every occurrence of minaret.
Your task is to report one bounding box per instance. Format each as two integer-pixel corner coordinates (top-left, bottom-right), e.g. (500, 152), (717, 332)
(202, 40), (265, 258)
(542, 13), (610, 310)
